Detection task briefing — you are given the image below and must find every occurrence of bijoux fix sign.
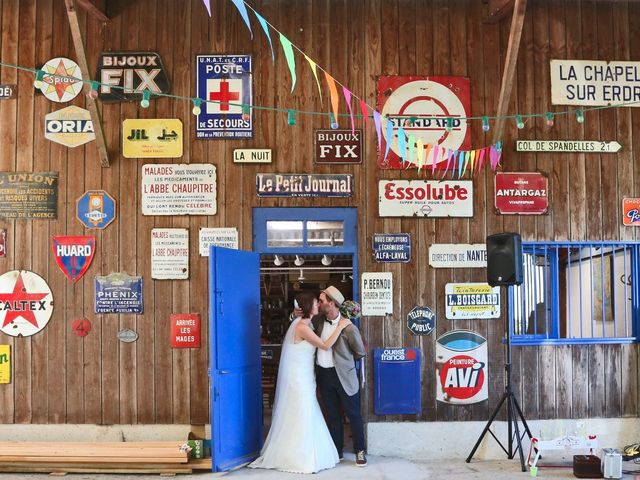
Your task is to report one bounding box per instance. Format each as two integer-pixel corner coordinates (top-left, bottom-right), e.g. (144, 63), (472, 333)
(96, 52), (170, 102)
(314, 129), (362, 164)
(378, 180), (473, 217)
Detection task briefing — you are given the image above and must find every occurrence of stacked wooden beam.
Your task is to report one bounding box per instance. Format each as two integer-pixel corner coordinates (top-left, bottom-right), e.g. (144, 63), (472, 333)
(0, 441), (211, 474)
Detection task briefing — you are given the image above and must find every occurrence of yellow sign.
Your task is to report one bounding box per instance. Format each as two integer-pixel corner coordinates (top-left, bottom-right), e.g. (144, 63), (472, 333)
(0, 345), (10, 384)
(122, 119), (183, 158)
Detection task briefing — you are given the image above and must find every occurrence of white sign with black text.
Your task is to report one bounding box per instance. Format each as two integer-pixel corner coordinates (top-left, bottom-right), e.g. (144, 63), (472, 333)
(198, 227), (239, 256)
(151, 228), (189, 280)
(361, 272), (393, 316)
(428, 244), (487, 268)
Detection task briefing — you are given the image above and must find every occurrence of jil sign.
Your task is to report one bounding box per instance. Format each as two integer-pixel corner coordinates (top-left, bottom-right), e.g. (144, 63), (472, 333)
(170, 313), (201, 348)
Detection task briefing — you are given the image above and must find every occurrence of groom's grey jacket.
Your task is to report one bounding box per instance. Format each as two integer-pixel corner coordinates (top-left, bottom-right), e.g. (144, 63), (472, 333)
(312, 315), (367, 396)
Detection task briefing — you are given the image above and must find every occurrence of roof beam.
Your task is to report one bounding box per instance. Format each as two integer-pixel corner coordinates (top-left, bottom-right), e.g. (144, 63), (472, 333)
(74, 0), (108, 22)
(64, 0), (110, 168)
(485, 0), (515, 23)
(492, 0), (527, 145)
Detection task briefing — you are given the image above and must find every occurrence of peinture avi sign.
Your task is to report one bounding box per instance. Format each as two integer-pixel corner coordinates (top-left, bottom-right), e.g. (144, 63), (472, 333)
(256, 174), (353, 197)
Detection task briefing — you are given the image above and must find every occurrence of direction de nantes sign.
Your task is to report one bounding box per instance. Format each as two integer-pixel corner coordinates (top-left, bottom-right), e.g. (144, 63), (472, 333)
(378, 180), (473, 217)
(516, 140), (621, 153)
(122, 119), (183, 158)
(429, 244), (486, 268)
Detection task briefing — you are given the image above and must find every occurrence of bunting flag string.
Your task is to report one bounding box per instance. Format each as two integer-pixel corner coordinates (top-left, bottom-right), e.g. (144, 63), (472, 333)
(230, 0), (254, 38)
(279, 34), (296, 92)
(255, 11), (275, 62)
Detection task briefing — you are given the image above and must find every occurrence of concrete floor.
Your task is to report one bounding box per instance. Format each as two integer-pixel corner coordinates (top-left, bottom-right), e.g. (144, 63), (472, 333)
(0, 455), (639, 479)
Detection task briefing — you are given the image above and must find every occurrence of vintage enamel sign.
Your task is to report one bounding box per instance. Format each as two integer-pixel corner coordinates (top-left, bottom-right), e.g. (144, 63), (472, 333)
(428, 244), (487, 268)
(495, 172), (549, 215)
(196, 54), (252, 139)
(151, 228), (189, 280)
(37, 57), (83, 103)
(45, 106), (95, 148)
(96, 52), (170, 102)
(117, 329), (138, 343)
(378, 180), (473, 217)
(142, 164), (217, 215)
(516, 140), (621, 153)
(551, 59), (640, 106)
(436, 330), (488, 404)
(76, 190), (116, 229)
(445, 283), (500, 319)
(199, 227), (238, 256)
(0, 270), (54, 337)
(0, 84), (17, 100)
(122, 119), (183, 158)
(623, 198), (640, 226)
(361, 272), (393, 316)
(170, 313), (201, 348)
(0, 229), (5, 258)
(0, 172), (58, 219)
(407, 306), (436, 336)
(256, 174), (353, 197)
(0, 345), (9, 383)
(52, 236), (96, 283)
(233, 149), (272, 163)
(314, 129), (362, 164)
(95, 273), (143, 314)
(71, 318), (91, 337)
(372, 233), (411, 262)
(377, 76), (471, 169)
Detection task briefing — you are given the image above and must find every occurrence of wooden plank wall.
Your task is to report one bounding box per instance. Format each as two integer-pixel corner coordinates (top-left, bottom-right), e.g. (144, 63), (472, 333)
(0, 0), (637, 426)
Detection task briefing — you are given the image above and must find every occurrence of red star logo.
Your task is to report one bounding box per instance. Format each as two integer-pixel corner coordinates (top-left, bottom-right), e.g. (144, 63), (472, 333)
(43, 59), (79, 101)
(0, 273), (49, 328)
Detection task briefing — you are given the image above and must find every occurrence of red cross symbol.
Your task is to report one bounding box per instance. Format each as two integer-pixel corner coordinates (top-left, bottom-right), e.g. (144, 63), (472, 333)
(209, 80), (240, 111)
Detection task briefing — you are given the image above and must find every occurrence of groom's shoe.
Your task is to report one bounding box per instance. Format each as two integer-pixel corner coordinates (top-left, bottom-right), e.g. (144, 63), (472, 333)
(338, 453), (344, 461)
(355, 450), (367, 467)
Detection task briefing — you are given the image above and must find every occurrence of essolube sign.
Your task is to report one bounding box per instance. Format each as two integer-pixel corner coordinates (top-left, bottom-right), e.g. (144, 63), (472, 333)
(379, 180), (473, 217)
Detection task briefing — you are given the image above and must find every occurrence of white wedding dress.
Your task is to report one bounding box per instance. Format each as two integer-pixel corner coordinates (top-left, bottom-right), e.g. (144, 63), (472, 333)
(249, 318), (339, 474)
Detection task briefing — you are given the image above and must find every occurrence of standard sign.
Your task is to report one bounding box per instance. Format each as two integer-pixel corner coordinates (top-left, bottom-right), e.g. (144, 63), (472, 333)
(199, 227), (238, 256)
(142, 164), (217, 215)
(516, 140), (621, 153)
(378, 180), (473, 217)
(151, 228), (189, 280)
(361, 272), (393, 316)
(445, 283), (500, 320)
(0, 172), (58, 219)
(314, 129), (362, 164)
(551, 59), (640, 106)
(122, 119), (183, 158)
(233, 149), (271, 163)
(429, 244), (487, 268)
(373, 233), (411, 262)
(45, 106), (95, 148)
(256, 173), (353, 197)
(495, 172), (548, 215)
(95, 273), (143, 314)
(96, 52), (170, 102)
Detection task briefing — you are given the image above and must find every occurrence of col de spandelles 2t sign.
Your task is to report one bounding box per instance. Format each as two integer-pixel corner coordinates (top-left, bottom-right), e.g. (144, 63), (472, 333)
(256, 174), (353, 197)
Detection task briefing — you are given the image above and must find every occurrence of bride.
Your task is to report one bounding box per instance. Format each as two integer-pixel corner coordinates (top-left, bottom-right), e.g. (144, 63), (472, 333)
(249, 291), (350, 474)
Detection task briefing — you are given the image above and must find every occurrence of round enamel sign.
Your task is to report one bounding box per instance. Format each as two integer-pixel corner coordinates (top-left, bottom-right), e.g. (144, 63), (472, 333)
(0, 270), (54, 337)
(38, 57), (83, 103)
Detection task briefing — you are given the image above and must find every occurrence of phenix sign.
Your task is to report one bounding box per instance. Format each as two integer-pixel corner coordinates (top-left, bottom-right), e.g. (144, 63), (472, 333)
(256, 174), (353, 197)
(378, 180), (473, 217)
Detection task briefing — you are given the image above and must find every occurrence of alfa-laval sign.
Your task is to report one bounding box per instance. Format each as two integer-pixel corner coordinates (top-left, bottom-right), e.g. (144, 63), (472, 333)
(378, 180), (473, 217)
(95, 52), (170, 102)
(495, 172), (548, 215)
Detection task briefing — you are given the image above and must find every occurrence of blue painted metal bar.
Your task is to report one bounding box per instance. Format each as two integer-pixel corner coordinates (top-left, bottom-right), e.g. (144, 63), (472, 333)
(612, 247), (618, 338)
(600, 246), (606, 338)
(567, 246), (572, 339)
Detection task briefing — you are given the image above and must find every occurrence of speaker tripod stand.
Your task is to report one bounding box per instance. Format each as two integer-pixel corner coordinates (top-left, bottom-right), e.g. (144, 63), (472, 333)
(466, 324), (533, 471)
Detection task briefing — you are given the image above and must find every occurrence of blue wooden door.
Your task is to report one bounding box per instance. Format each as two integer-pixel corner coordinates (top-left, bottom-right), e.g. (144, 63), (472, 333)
(209, 246), (262, 471)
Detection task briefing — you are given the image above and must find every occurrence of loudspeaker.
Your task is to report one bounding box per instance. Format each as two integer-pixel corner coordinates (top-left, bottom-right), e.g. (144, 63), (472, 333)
(486, 233), (523, 287)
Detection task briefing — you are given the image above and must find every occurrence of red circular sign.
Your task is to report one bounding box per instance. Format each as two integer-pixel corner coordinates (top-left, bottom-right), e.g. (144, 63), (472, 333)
(439, 354), (485, 400)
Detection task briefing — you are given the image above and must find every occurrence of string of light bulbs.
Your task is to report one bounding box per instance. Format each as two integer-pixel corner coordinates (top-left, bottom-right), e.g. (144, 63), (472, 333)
(6, 60), (636, 132)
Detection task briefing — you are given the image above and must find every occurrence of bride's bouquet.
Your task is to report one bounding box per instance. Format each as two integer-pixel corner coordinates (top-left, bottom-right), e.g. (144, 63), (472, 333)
(340, 300), (361, 320)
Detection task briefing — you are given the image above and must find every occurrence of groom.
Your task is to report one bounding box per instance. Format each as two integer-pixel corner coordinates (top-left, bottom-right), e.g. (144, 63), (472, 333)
(313, 286), (367, 467)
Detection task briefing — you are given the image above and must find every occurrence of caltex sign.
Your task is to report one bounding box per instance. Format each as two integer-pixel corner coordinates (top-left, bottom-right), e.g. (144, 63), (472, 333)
(377, 76), (471, 169)
(196, 55), (252, 139)
(52, 236), (96, 283)
(45, 106), (95, 148)
(0, 270), (54, 337)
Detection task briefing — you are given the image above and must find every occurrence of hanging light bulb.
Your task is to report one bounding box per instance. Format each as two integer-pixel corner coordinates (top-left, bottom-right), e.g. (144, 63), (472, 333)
(576, 109), (584, 124)
(298, 268), (305, 282)
(140, 90), (151, 108)
(409, 116), (417, 126)
(273, 255), (285, 266)
(321, 255), (332, 266)
(515, 115), (525, 129)
(545, 112), (554, 127)
(445, 117), (453, 132)
(330, 112), (339, 129)
(482, 116), (490, 132)
(294, 255), (305, 266)
(33, 70), (45, 89)
(87, 81), (99, 100)
(192, 98), (202, 116)
(287, 109), (296, 126)
(242, 104), (251, 121)
(341, 273), (348, 283)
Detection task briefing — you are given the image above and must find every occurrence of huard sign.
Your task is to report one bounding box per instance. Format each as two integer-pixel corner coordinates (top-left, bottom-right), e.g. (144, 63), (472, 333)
(95, 52), (170, 102)
(52, 236), (96, 283)
(0, 270), (54, 337)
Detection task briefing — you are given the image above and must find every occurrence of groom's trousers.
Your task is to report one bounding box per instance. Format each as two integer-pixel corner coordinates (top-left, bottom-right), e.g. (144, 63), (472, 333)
(316, 366), (365, 455)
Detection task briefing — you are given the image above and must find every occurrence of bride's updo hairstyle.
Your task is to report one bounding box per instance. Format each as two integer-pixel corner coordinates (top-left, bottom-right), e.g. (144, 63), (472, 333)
(295, 292), (317, 318)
